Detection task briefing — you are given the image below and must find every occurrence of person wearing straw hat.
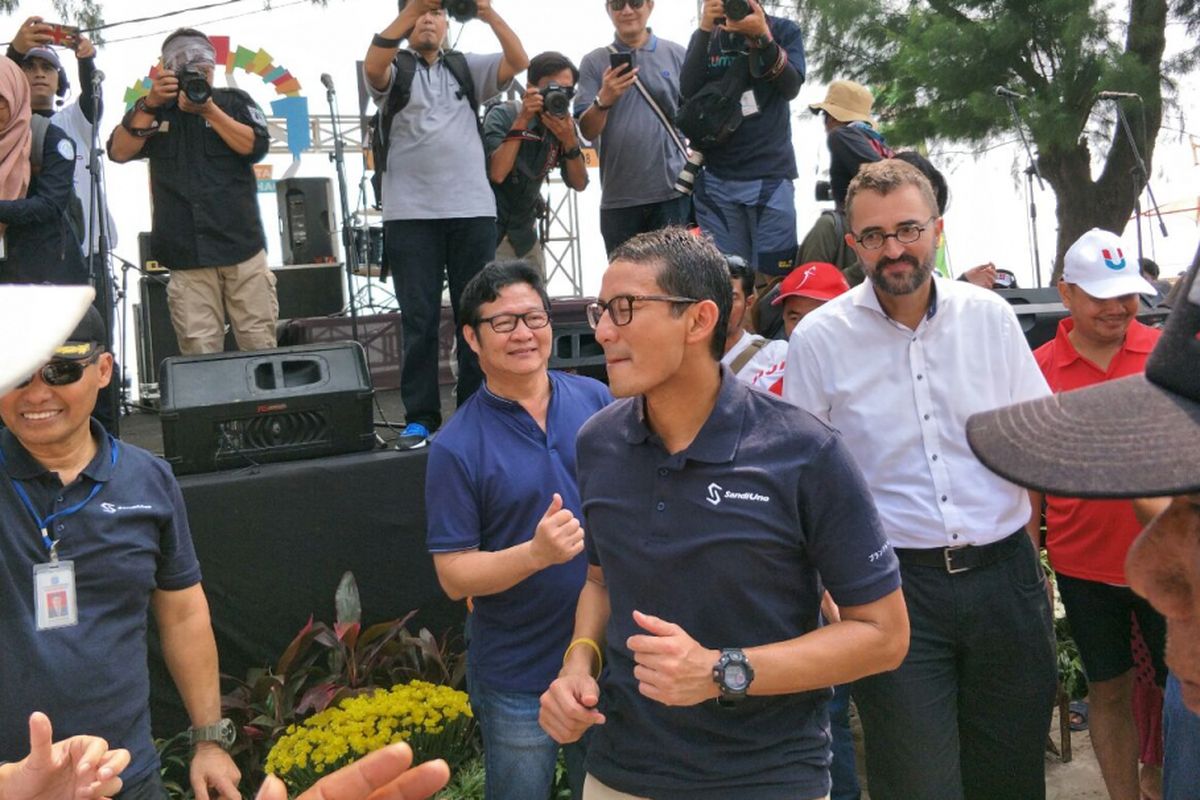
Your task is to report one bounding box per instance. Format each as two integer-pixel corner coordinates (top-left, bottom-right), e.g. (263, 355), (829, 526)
(808, 80), (892, 212)
(966, 243), (1200, 800)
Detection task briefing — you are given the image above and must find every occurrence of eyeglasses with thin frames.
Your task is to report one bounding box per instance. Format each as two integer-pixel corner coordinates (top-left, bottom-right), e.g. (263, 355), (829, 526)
(586, 295), (699, 328)
(608, 0), (647, 11)
(852, 217), (937, 251)
(16, 354), (101, 389)
(477, 309), (551, 334)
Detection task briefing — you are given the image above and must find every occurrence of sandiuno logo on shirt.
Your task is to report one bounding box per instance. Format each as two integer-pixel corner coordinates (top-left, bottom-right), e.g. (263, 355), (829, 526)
(706, 482), (770, 506)
(100, 503), (153, 513)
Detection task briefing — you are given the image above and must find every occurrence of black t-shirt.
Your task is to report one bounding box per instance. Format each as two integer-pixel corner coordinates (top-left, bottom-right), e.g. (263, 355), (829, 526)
(828, 123), (891, 210)
(121, 87), (270, 270)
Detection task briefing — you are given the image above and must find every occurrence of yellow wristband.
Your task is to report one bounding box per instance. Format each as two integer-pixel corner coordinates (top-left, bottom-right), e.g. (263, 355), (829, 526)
(563, 637), (603, 678)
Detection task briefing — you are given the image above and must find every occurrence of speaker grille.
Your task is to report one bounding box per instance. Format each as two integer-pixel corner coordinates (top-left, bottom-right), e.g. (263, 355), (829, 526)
(215, 410), (331, 458)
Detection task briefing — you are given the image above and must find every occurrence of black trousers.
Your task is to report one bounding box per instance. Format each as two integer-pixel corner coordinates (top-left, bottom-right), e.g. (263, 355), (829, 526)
(598, 194), (691, 255)
(854, 532), (1057, 800)
(384, 217), (495, 430)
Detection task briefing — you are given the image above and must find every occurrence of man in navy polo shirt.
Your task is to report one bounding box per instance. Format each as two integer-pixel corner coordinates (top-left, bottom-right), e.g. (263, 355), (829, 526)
(0, 307), (240, 800)
(538, 228), (908, 800)
(425, 260), (610, 799)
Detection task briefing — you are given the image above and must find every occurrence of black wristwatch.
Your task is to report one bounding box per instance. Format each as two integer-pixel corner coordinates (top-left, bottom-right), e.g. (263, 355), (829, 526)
(563, 145), (583, 160)
(187, 718), (236, 749)
(712, 648), (754, 706)
(752, 32), (774, 49)
(134, 96), (160, 116)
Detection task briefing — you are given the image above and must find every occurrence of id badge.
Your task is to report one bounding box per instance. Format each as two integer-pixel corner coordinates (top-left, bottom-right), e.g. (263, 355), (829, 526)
(740, 89), (760, 118)
(34, 560), (79, 630)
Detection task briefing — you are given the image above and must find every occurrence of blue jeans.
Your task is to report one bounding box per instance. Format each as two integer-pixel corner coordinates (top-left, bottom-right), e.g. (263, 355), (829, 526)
(829, 683), (861, 800)
(692, 172), (797, 276)
(467, 661), (587, 800)
(1163, 673), (1200, 800)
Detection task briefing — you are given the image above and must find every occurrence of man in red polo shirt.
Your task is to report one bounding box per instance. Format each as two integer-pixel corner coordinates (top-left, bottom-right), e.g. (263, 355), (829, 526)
(1033, 227), (1163, 800)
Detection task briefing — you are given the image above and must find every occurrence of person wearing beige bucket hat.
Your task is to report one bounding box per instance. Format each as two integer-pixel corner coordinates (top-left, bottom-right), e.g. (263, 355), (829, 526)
(809, 80), (893, 210)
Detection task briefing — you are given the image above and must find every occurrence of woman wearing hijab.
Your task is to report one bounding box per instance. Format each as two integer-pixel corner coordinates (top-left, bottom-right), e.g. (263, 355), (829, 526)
(0, 54), (86, 285)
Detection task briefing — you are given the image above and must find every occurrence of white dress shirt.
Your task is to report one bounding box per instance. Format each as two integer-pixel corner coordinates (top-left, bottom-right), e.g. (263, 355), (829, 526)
(784, 277), (1050, 549)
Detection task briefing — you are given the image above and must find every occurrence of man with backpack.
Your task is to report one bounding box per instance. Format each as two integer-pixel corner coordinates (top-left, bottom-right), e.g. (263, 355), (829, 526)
(680, 0), (805, 279)
(363, 0), (527, 450)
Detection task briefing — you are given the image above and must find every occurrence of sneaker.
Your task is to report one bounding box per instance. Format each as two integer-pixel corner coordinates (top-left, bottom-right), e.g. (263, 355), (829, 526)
(395, 422), (430, 450)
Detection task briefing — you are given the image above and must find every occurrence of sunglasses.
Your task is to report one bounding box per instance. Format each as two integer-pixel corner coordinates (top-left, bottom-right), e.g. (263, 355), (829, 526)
(608, 0), (647, 10)
(16, 355), (100, 389)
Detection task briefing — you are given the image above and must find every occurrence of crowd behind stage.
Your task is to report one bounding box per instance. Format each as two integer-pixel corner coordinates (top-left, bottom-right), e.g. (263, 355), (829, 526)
(2, 1), (1200, 800)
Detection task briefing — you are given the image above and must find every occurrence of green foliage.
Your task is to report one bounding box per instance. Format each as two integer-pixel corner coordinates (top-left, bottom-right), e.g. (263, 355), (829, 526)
(436, 756), (486, 800)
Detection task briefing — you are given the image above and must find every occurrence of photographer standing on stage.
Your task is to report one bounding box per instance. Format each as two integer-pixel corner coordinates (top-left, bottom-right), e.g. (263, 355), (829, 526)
(680, 0), (805, 279)
(108, 28), (277, 356)
(483, 51), (588, 275)
(364, 0), (527, 450)
(7, 17), (116, 258)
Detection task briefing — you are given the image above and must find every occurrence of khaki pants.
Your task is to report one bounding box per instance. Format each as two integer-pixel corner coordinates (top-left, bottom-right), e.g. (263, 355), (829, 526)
(582, 774), (829, 800)
(495, 234), (545, 277)
(166, 249), (279, 354)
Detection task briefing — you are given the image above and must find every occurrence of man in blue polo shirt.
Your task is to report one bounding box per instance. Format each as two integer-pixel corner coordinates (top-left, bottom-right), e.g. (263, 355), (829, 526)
(538, 228), (908, 800)
(425, 260), (610, 800)
(0, 307), (240, 800)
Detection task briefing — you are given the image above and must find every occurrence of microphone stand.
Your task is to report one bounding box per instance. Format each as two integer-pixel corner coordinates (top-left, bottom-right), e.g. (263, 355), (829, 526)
(1108, 97), (1168, 265)
(1003, 93), (1045, 288)
(323, 77), (360, 343)
(85, 69), (122, 430)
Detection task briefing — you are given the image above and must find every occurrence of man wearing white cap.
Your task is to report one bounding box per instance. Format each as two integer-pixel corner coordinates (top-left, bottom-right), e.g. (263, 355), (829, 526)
(1032, 227), (1164, 800)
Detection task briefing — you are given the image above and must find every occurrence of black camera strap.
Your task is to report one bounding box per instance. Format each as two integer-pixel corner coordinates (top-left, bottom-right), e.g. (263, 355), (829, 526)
(607, 45), (688, 160)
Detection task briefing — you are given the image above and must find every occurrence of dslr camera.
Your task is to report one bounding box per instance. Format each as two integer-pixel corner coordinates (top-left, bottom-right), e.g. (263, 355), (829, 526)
(539, 83), (574, 118)
(177, 66), (212, 105)
(443, 0), (477, 22)
(723, 0), (752, 21)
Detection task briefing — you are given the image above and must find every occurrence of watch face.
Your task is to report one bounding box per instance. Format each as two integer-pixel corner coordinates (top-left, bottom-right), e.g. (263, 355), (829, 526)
(724, 663), (749, 691)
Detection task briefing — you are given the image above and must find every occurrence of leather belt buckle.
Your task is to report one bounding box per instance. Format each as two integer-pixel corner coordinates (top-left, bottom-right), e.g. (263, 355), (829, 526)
(944, 545), (971, 574)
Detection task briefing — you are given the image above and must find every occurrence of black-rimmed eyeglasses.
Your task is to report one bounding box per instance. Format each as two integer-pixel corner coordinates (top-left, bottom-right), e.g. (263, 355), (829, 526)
(16, 354), (101, 389)
(586, 295), (699, 328)
(477, 309), (551, 334)
(852, 218), (936, 251)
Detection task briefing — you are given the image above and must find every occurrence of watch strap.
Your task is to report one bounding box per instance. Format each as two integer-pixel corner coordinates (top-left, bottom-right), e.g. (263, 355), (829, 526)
(187, 718), (236, 749)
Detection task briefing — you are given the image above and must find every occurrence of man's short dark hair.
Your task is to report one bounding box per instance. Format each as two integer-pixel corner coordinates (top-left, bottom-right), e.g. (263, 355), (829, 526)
(460, 260), (551, 329)
(610, 227), (732, 360)
(725, 255), (755, 298)
(162, 27), (209, 52)
(528, 52), (579, 86)
(1141, 257), (1160, 280)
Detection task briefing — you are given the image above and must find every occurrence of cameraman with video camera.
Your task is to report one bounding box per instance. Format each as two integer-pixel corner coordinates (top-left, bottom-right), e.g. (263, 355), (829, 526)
(483, 51), (588, 274)
(679, 0), (804, 278)
(108, 28), (277, 356)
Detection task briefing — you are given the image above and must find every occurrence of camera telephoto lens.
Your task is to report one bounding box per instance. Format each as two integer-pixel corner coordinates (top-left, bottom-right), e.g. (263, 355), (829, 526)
(814, 180), (833, 203)
(674, 151), (705, 196)
(540, 83), (572, 118)
(723, 0), (752, 21)
(443, 0), (477, 22)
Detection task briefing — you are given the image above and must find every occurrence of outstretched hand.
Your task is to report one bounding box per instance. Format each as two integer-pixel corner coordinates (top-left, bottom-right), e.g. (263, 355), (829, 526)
(255, 743), (449, 800)
(0, 712), (129, 800)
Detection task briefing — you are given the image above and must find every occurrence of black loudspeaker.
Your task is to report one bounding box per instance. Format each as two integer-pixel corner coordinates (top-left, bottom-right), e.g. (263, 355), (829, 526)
(277, 178), (337, 265)
(159, 343), (375, 475)
(998, 288), (1171, 351)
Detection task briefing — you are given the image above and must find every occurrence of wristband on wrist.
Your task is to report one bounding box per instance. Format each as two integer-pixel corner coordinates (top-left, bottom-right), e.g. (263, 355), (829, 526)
(563, 637), (603, 678)
(121, 107), (161, 138)
(563, 145), (583, 160)
(135, 96), (160, 115)
(372, 33), (402, 48)
(591, 96), (613, 111)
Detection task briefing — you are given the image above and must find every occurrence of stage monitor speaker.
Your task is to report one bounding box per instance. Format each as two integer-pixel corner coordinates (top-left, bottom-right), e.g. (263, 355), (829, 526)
(159, 343), (375, 475)
(277, 178), (337, 266)
(549, 321), (607, 384)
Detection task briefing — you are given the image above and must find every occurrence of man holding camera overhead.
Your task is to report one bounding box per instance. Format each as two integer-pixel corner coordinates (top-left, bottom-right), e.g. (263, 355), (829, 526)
(364, 0), (527, 450)
(680, 0), (804, 279)
(576, 0), (689, 255)
(483, 51), (589, 276)
(107, 28), (277, 356)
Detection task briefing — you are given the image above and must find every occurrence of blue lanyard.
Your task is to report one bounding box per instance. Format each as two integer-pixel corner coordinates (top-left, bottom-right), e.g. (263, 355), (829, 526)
(0, 436), (119, 560)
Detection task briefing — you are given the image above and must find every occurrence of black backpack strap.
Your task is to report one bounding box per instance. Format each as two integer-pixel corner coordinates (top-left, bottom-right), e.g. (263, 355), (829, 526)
(442, 50), (480, 130)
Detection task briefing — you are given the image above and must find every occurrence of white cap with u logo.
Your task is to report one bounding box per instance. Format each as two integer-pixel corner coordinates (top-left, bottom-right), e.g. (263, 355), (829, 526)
(1061, 227), (1157, 298)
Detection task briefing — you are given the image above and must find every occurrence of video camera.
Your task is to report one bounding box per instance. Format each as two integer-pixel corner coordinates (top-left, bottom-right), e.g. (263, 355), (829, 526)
(177, 66), (212, 105)
(443, 0), (477, 22)
(539, 83), (574, 117)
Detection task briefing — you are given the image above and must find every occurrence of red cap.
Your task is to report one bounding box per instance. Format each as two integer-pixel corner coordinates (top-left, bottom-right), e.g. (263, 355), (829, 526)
(772, 262), (850, 305)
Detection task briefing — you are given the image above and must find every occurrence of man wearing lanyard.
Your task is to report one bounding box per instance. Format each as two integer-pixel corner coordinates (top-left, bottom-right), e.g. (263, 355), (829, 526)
(0, 307), (241, 800)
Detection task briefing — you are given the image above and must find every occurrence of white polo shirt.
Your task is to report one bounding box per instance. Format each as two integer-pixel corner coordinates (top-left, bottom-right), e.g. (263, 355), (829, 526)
(784, 276), (1050, 549)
